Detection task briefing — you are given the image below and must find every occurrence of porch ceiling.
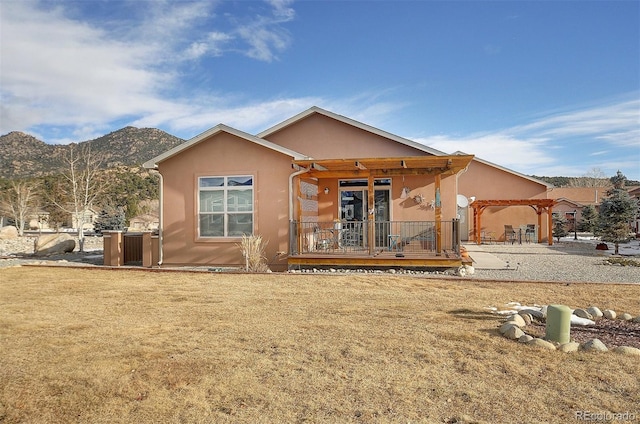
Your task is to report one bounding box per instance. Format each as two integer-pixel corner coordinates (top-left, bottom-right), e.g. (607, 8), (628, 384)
(292, 155), (474, 178)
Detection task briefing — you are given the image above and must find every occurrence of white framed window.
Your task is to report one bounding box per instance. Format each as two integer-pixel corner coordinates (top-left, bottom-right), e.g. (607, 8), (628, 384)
(198, 175), (253, 237)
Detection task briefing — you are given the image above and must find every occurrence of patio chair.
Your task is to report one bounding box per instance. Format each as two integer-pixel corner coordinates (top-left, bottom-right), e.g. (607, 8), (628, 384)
(481, 231), (496, 244)
(504, 225), (517, 244)
(525, 224), (536, 243)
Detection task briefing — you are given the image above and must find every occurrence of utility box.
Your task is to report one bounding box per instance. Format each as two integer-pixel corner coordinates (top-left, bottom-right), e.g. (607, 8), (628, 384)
(546, 304), (571, 344)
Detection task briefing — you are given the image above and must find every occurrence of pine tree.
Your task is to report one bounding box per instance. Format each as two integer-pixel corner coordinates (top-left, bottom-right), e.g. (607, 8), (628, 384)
(579, 204), (598, 233)
(94, 206), (125, 234)
(552, 212), (568, 242)
(595, 171), (636, 254)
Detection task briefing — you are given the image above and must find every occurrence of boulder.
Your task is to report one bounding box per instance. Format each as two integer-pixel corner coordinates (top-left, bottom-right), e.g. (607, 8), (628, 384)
(520, 308), (545, 319)
(602, 310), (616, 320)
(34, 233), (76, 256)
(620, 313), (633, 321)
(612, 346), (640, 356)
(632, 316), (640, 324)
(0, 226), (19, 240)
(518, 313), (532, 325)
(558, 342), (580, 353)
(580, 339), (608, 352)
(540, 305), (548, 317)
(573, 308), (593, 320)
(586, 306), (603, 319)
(527, 338), (556, 350)
(503, 326), (525, 340)
(506, 314), (526, 328)
(518, 334), (534, 343)
(499, 322), (519, 335)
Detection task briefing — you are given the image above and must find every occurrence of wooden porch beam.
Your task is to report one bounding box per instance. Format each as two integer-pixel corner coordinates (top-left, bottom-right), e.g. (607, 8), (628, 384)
(311, 162), (328, 171)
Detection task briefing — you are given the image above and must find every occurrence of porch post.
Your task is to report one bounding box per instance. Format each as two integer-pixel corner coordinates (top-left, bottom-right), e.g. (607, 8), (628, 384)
(435, 174), (442, 255)
(296, 176), (302, 254)
(547, 206), (554, 246)
(473, 206), (480, 245)
(368, 174), (375, 256)
(537, 209), (543, 244)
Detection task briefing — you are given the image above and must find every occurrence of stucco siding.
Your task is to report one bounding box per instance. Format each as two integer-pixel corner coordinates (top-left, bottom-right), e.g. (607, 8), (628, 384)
(263, 113), (428, 159)
(158, 131), (293, 268)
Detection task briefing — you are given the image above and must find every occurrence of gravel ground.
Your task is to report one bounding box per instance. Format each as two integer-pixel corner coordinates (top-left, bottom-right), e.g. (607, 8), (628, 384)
(0, 235), (104, 268)
(1, 235), (639, 284)
(469, 239), (640, 284)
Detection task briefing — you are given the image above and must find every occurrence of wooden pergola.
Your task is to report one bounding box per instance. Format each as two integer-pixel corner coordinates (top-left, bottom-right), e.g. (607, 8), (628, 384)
(470, 199), (557, 245)
(292, 155), (475, 256)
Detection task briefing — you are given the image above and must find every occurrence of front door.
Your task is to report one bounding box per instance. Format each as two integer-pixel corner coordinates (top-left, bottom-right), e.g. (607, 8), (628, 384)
(339, 179), (390, 248)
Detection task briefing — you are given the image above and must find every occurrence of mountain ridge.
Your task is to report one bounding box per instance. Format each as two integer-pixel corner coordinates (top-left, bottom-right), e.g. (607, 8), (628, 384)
(0, 127), (185, 179)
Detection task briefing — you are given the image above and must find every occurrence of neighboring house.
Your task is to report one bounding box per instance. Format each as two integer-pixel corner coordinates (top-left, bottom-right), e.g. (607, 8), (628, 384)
(547, 187), (611, 234)
(28, 210), (50, 230)
(547, 186), (610, 207)
(627, 186), (640, 236)
(143, 107), (556, 270)
(129, 213), (159, 231)
(70, 208), (99, 231)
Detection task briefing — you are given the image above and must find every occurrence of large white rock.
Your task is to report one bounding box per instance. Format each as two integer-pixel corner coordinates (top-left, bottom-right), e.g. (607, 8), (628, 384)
(499, 322), (519, 335)
(586, 306), (603, 319)
(558, 342), (580, 353)
(506, 314), (526, 328)
(571, 316), (596, 326)
(34, 233), (76, 256)
(527, 338), (556, 350)
(0, 226), (19, 240)
(612, 346), (640, 356)
(573, 308), (593, 320)
(581, 339), (608, 352)
(503, 326), (525, 340)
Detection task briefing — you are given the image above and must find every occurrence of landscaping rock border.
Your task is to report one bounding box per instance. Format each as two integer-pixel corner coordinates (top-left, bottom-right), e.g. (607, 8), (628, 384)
(498, 305), (640, 355)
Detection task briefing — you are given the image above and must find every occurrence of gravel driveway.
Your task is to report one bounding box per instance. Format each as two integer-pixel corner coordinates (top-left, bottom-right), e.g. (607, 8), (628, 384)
(469, 239), (640, 284)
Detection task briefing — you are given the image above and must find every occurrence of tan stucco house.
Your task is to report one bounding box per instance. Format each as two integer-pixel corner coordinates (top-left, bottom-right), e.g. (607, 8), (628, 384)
(143, 107), (555, 270)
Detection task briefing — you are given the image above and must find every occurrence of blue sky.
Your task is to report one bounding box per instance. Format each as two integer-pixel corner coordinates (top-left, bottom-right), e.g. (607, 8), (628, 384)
(1, 0), (638, 181)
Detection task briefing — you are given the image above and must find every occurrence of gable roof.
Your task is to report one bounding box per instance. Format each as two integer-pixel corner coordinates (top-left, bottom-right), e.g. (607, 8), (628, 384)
(143, 124), (309, 169)
(257, 106), (448, 156)
(454, 151), (553, 189)
(553, 197), (585, 208)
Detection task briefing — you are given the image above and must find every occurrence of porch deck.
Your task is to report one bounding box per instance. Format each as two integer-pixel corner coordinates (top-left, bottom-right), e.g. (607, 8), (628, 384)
(287, 249), (463, 270)
(289, 219), (463, 270)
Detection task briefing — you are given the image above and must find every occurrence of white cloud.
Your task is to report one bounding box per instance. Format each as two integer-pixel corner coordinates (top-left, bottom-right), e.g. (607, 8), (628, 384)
(409, 96), (640, 179)
(0, 0), (299, 139)
(234, 1), (295, 62)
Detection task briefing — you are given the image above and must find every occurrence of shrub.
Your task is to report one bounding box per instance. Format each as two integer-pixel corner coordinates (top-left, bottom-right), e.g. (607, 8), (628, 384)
(238, 234), (270, 272)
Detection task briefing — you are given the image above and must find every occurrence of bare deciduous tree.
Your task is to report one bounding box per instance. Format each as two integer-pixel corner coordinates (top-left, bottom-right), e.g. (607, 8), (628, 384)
(0, 180), (40, 236)
(50, 144), (105, 251)
(568, 168), (610, 187)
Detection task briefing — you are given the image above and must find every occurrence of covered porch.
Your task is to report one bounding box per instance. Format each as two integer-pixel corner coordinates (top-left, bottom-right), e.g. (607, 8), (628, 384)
(288, 155), (474, 269)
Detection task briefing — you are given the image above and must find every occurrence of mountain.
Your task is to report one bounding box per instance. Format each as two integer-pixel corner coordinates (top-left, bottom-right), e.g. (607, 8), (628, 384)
(0, 127), (185, 179)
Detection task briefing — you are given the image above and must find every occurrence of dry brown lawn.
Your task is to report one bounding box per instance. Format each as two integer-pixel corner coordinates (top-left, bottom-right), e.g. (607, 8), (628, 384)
(0, 267), (638, 424)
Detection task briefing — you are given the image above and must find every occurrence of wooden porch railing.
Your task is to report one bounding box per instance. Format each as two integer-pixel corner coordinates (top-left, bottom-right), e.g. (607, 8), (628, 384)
(290, 220), (460, 256)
